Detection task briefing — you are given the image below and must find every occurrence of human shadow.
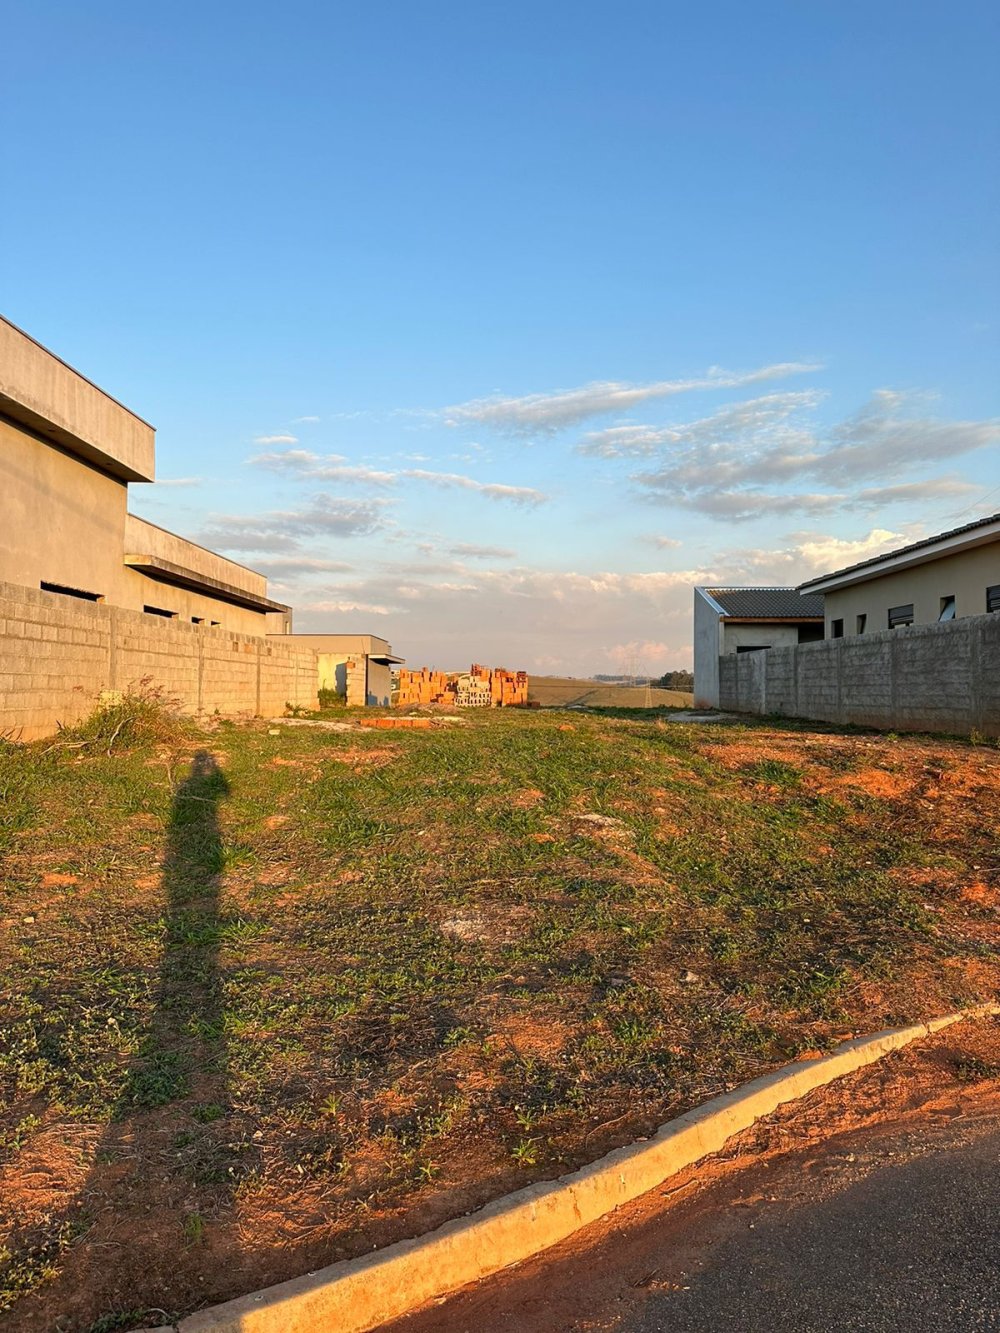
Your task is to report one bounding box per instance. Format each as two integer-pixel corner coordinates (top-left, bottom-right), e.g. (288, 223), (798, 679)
(0, 751), (233, 1332)
(116, 750), (231, 1116)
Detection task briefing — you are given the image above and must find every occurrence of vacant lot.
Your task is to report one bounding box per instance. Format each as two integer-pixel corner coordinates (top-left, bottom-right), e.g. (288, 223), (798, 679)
(1, 708), (998, 1331)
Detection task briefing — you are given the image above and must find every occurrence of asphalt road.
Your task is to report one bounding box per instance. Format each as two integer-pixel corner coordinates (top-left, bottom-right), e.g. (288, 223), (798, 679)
(389, 1107), (1000, 1333)
(624, 1119), (1000, 1332)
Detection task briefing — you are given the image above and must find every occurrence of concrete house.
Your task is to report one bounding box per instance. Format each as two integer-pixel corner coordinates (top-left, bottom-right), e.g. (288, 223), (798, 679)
(798, 513), (1000, 638)
(0, 315), (290, 632)
(274, 633), (404, 706)
(693, 586), (825, 708)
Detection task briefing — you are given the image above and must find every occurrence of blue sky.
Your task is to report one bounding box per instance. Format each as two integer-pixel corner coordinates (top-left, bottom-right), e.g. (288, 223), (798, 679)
(4, 1), (998, 673)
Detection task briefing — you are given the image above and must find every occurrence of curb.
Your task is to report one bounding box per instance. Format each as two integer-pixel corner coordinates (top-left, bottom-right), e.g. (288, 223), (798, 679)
(161, 1004), (998, 1333)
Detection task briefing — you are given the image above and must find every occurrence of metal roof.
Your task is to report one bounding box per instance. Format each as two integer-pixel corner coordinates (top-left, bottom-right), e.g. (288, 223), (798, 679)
(798, 512), (1000, 592)
(705, 587), (825, 619)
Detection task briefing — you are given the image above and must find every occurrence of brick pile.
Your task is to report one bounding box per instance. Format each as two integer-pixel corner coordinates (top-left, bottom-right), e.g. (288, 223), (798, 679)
(394, 664), (528, 708)
(393, 667), (454, 707)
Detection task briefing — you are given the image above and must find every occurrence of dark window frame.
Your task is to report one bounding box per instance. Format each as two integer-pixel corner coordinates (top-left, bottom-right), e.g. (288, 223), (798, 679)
(40, 580), (103, 603)
(830, 618), (844, 639)
(143, 604), (177, 619)
(987, 585), (1000, 614)
(856, 613), (867, 634)
(888, 603), (914, 629)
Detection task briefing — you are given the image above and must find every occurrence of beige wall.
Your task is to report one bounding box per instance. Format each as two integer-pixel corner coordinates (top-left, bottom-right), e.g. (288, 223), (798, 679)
(0, 316), (154, 481)
(122, 515), (275, 634)
(822, 544), (1000, 636)
(0, 416), (279, 635)
(124, 515), (268, 598)
(721, 623), (804, 653)
(0, 414), (130, 599)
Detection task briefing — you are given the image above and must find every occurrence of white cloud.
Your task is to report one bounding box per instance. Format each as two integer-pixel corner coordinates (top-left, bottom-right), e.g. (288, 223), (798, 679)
(254, 433), (299, 445)
(448, 542), (517, 560)
(303, 599), (393, 616)
(200, 494), (392, 552)
(606, 640), (673, 671)
(150, 476), (203, 487)
(293, 415), (321, 423)
(627, 389), (998, 520)
(251, 556), (355, 576)
(444, 363), (821, 435)
(290, 563), (714, 674)
(249, 449), (397, 488)
(720, 527), (907, 582)
(402, 469), (549, 506)
(578, 390), (824, 461)
(248, 449), (544, 505)
(646, 535), (683, 550)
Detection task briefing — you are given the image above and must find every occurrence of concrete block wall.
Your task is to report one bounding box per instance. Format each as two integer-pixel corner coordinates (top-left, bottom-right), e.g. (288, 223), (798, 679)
(0, 579), (319, 741)
(718, 612), (1000, 737)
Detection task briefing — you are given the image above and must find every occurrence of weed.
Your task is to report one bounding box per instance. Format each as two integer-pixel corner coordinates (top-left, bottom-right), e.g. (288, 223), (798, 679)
(510, 1137), (539, 1166)
(954, 1055), (1000, 1082)
(0, 1220), (80, 1313)
(182, 1211), (205, 1246)
(68, 679), (186, 753)
(86, 1310), (176, 1333)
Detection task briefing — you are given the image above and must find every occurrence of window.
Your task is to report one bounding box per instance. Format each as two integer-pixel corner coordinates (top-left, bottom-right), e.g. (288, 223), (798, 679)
(856, 614), (867, 634)
(888, 604), (914, 629)
(988, 585), (1000, 614)
(143, 604), (176, 618)
(736, 644), (770, 653)
(191, 616), (205, 624)
(938, 595), (956, 621)
(830, 619), (844, 639)
(41, 580), (103, 602)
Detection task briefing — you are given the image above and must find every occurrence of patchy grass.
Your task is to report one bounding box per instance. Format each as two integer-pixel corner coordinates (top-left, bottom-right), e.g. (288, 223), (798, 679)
(1, 710), (998, 1329)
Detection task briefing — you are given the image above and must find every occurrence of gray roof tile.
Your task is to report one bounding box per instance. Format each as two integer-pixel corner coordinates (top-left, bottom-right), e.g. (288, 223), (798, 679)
(706, 587), (825, 618)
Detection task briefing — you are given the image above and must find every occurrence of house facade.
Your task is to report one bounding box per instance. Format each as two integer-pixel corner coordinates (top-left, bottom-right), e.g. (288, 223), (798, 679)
(0, 316), (407, 737)
(798, 514), (1000, 637)
(276, 633), (404, 706)
(693, 586), (825, 708)
(0, 315), (289, 633)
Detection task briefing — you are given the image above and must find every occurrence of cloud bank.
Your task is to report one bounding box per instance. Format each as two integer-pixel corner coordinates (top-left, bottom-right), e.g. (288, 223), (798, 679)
(444, 362), (821, 435)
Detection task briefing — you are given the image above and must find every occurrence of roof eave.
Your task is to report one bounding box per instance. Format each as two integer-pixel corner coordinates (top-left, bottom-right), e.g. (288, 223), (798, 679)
(124, 554), (290, 614)
(798, 517), (1000, 594)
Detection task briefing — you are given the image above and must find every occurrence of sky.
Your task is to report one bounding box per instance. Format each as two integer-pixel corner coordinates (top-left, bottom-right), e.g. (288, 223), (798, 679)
(3, 1), (999, 676)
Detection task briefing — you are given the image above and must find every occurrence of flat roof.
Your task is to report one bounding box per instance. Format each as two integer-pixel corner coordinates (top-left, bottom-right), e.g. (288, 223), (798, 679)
(0, 314), (156, 481)
(798, 512), (1000, 593)
(124, 554), (290, 614)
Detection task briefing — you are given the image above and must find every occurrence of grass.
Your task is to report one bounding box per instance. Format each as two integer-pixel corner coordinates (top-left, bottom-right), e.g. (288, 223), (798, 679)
(1, 706), (998, 1328)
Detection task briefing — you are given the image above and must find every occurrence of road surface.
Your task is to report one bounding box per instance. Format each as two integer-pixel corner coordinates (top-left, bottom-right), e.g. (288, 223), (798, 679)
(388, 1093), (1000, 1333)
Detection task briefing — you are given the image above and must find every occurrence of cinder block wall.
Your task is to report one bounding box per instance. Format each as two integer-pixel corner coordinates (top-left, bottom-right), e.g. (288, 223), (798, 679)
(718, 612), (1000, 737)
(0, 579), (319, 741)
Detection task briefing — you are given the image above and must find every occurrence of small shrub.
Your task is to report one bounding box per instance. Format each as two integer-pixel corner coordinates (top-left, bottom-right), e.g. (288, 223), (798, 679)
(70, 679), (185, 753)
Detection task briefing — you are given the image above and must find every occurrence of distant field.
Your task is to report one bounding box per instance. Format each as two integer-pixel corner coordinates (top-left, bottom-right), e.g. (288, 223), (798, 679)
(528, 675), (693, 708)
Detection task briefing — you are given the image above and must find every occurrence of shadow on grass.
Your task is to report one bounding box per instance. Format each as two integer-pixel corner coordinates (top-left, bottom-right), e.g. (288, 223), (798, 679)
(0, 751), (232, 1330)
(116, 751), (231, 1115)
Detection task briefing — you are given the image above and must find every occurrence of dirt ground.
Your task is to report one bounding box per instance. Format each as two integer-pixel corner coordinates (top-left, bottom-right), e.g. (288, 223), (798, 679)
(1, 711), (998, 1331)
(387, 1013), (1000, 1333)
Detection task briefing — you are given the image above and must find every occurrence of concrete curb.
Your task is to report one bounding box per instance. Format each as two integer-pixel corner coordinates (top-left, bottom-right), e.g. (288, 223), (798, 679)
(165, 1004), (998, 1333)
